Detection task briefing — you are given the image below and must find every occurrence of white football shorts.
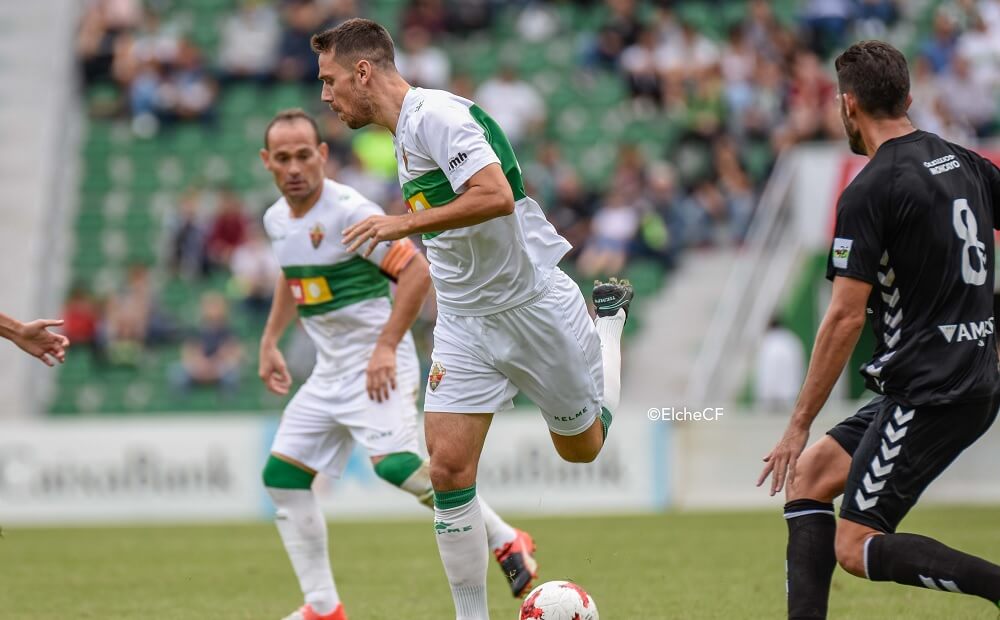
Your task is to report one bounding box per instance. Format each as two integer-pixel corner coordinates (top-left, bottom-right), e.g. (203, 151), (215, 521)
(270, 368), (421, 478)
(424, 268), (604, 436)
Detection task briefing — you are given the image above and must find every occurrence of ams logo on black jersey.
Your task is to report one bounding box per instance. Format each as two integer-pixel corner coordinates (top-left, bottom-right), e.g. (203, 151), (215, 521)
(938, 318), (994, 344)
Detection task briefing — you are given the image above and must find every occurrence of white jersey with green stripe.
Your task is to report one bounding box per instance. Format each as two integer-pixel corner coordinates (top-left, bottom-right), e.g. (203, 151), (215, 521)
(263, 179), (419, 385)
(394, 87), (571, 316)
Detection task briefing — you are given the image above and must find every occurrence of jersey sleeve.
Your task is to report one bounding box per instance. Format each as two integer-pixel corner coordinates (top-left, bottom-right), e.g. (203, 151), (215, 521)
(414, 103), (500, 193)
(826, 180), (887, 285)
(343, 197), (419, 281)
(981, 157), (1000, 230)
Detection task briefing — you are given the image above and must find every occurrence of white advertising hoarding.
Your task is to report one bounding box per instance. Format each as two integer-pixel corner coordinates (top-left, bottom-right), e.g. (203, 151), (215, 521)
(0, 417), (266, 525)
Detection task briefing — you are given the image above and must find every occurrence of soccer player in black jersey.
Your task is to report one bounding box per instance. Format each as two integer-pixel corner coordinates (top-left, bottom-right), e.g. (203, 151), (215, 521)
(757, 40), (1000, 618)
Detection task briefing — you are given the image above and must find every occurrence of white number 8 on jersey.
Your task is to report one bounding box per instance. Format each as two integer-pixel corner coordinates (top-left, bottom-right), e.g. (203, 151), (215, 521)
(952, 198), (988, 286)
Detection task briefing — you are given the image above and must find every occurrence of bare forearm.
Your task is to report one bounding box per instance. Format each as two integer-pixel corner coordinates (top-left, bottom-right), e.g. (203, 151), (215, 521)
(403, 185), (514, 235)
(0, 312), (22, 341)
(261, 275), (298, 349)
(377, 257), (431, 349)
(790, 312), (866, 430)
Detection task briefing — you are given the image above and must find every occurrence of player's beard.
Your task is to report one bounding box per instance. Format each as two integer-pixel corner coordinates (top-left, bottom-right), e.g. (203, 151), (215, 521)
(841, 103), (867, 156)
(343, 82), (376, 129)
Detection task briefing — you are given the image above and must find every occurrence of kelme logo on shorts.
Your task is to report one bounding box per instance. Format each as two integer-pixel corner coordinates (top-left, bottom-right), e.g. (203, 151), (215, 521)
(428, 361), (446, 391)
(553, 405), (587, 423)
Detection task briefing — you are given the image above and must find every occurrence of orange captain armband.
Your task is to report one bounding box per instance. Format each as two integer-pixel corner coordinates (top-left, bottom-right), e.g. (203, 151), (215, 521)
(379, 238), (418, 280)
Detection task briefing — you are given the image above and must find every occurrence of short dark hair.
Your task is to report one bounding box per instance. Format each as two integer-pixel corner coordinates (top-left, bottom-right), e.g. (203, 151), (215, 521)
(834, 40), (910, 118)
(310, 18), (395, 67)
(263, 108), (321, 149)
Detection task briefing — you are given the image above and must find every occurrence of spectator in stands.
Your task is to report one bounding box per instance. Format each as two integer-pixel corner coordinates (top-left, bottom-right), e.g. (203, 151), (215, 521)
(602, 0), (642, 49)
(229, 223), (280, 321)
(956, 13), (1000, 88)
(921, 9), (960, 73)
(277, 0), (331, 83)
(620, 26), (662, 106)
(577, 189), (641, 277)
(205, 189), (248, 272)
(714, 137), (755, 243)
(402, 0), (447, 35)
(395, 26), (451, 90)
(677, 180), (727, 247)
(585, 24), (626, 71)
(740, 58), (786, 140)
(638, 160), (684, 268)
(62, 284), (101, 349)
(548, 169), (597, 259)
(168, 192), (209, 280)
(854, 0), (899, 39)
(656, 19), (719, 85)
(163, 39), (217, 125)
(474, 65), (545, 149)
(218, 0), (281, 83)
(171, 292), (242, 396)
(443, 0), (494, 34)
(755, 316), (805, 410)
(773, 50), (839, 151)
(936, 53), (998, 136)
(101, 264), (153, 365)
(799, 0), (853, 58)
(77, 0), (142, 85)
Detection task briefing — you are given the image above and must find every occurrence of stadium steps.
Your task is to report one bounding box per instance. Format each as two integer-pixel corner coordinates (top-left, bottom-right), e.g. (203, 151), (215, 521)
(0, 0), (82, 416)
(623, 248), (737, 405)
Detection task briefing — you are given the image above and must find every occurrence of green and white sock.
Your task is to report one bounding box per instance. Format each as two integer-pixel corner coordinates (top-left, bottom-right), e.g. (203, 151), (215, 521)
(595, 311), (625, 411)
(266, 487), (339, 615)
(479, 497), (517, 552)
(434, 485), (489, 620)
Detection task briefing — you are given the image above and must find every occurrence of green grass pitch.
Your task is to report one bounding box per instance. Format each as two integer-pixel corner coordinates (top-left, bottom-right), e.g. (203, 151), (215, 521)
(3, 507), (1000, 618)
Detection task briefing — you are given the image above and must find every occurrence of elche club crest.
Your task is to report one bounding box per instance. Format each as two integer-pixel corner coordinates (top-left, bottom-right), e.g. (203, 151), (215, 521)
(309, 222), (325, 249)
(428, 361), (446, 391)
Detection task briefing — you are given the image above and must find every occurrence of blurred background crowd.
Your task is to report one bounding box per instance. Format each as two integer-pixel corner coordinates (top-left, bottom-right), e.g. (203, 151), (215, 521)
(60, 0), (1000, 413)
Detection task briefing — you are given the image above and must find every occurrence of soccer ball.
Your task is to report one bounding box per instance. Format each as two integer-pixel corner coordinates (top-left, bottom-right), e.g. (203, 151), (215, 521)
(518, 580), (599, 620)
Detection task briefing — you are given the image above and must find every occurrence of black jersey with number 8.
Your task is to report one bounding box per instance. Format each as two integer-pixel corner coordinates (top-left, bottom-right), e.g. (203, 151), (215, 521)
(826, 130), (1000, 407)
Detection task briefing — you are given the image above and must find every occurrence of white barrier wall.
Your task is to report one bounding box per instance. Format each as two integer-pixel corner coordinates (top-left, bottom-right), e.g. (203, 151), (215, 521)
(0, 404), (664, 525)
(3, 400), (999, 525)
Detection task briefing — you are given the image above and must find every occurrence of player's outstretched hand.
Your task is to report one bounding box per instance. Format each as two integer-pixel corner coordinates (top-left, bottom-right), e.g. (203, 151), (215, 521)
(757, 423), (809, 497)
(12, 319), (70, 367)
(259, 345), (292, 395)
(342, 215), (411, 258)
(366, 343), (397, 403)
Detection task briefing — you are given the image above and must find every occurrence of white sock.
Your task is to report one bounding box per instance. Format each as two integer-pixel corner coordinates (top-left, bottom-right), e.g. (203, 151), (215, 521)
(479, 496), (517, 552)
(267, 487), (339, 615)
(595, 309), (626, 411)
(435, 489), (489, 620)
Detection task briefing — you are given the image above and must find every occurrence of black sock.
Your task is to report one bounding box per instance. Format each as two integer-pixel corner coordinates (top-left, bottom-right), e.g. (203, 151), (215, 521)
(868, 533), (1000, 604)
(785, 499), (837, 619)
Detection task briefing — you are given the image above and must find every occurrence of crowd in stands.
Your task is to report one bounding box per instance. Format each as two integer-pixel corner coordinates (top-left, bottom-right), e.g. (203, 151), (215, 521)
(69, 0), (1000, 401)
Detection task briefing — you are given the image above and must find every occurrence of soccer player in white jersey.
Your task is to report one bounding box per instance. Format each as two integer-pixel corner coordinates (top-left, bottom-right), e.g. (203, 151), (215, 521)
(311, 19), (633, 620)
(258, 109), (538, 620)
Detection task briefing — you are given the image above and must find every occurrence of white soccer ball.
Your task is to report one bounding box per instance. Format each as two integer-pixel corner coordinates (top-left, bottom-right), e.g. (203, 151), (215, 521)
(518, 580), (599, 620)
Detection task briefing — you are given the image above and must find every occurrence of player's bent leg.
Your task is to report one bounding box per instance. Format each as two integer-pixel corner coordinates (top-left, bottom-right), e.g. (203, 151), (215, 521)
(592, 277), (633, 412)
(263, 454), (346, 620)
(548, 413), (606, 463)
(784, 435), (852, 619)
(371, 452), (434, 507)
(837, 398), (1000, 608)
(426, 412), (493, 620)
